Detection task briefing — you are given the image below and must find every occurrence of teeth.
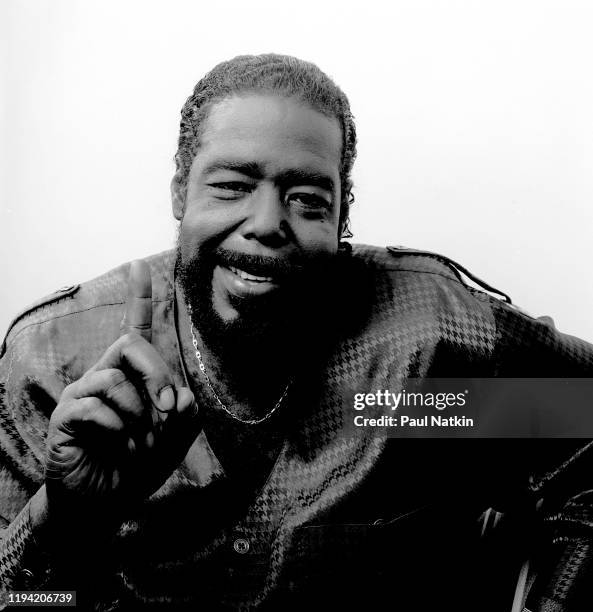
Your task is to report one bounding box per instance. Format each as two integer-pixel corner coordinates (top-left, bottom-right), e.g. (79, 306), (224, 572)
(228, 266), (274, 282)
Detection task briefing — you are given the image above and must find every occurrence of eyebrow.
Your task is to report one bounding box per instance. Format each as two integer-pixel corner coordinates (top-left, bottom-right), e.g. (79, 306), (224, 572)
(279, 169), (335, 192)
(202, 160), (263, 179)
(202, 160), (335, 192)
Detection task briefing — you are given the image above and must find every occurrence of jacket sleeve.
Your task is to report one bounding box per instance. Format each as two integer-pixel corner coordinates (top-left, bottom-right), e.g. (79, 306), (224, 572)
(0, 307), (63, 594)
(489, 300), (593, 611)
(0, 286), (121, 597)
(0, 500), (52, 597)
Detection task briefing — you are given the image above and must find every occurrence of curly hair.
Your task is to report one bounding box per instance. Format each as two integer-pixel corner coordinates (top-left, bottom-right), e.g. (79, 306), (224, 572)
(174, 53), (357, 238)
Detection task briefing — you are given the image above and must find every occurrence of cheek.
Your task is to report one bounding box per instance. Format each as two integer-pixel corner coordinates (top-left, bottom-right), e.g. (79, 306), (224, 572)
(292, 217), (340, 255)
(179, 199), (236, 253)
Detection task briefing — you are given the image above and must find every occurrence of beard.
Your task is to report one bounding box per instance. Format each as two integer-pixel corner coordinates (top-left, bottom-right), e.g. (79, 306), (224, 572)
(174, 238), (339, 366)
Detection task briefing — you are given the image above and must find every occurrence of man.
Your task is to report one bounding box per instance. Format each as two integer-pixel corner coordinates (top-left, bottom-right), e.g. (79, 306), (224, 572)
(1, 54), (593, 611)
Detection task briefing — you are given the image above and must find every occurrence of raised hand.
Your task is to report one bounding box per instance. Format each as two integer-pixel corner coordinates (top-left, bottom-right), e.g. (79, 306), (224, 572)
(42, 260), (200, 533)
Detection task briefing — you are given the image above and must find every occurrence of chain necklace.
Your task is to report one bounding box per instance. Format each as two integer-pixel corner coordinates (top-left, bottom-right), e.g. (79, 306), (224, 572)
(188, 312), (292, 425)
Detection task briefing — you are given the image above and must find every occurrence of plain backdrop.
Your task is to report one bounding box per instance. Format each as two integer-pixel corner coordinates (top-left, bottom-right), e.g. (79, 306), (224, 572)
(1, 0), (592, 341)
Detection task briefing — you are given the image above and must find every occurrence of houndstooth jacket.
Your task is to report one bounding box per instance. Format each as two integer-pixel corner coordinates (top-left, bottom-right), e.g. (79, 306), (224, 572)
(1, 244), (593, 611)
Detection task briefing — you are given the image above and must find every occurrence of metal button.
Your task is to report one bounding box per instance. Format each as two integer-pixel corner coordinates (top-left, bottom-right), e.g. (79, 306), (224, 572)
(233, 538), (250, 554)
(19, 568), (34, 584)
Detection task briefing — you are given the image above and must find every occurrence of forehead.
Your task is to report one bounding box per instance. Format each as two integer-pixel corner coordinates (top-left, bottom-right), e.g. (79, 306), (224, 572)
(194, 94), (342, 176)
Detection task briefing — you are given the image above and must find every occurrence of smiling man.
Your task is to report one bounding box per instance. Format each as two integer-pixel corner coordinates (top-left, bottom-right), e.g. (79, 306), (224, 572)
(173, 91), (346, 424)
(1, 54), (593, 612)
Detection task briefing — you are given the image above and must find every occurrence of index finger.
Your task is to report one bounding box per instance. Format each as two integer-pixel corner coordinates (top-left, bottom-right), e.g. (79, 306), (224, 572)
(124, 260), (152, 342)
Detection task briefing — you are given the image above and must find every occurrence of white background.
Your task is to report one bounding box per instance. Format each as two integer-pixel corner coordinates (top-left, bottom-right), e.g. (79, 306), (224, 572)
(1, 0), (592, 340)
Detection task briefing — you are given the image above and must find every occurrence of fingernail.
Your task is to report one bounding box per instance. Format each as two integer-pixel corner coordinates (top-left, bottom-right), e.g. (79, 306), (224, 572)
(158, 386), (175, 412)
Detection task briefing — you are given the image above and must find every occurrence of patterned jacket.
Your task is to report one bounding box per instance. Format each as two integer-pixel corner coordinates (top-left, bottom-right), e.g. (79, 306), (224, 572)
(1, 245), (593, 611)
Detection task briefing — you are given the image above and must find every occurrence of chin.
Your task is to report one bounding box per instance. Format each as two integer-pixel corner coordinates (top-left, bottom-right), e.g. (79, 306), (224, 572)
(198, 285), (278, 349)
(210, 294), (240, 326)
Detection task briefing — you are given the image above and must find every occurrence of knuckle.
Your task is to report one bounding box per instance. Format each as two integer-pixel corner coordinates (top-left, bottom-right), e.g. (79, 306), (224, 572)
(120, 331), (144, 347)
(50, 399), (71, 425)
(79, 396), (103, 417)
(61, 381), (77, 398)
(103, 368), (128, 393)
(117, 333), (144, 357)
(80, 368), (95, 380)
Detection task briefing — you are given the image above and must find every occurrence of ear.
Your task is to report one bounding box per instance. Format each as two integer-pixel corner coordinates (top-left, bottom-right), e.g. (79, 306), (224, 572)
(171, 173), (185, 220)
(338, 183), (354, 240)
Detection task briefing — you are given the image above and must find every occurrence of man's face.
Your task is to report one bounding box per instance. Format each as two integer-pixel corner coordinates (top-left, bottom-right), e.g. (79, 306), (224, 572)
(175, 94), (343, 343)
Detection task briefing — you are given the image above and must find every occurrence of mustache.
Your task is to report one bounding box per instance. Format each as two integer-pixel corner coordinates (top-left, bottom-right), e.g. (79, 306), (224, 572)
(213, 247), (309, 278)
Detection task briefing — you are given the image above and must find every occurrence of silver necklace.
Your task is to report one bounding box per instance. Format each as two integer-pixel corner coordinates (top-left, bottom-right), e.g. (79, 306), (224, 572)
(188, 313), (292, 425)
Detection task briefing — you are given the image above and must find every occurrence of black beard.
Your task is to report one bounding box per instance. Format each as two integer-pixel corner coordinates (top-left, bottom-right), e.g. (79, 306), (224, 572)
(174, 242), (338, 365)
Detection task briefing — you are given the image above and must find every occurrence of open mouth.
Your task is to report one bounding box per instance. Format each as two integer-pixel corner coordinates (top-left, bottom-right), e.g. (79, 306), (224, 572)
(214, 264), (282, 301)
(210, 248), (304, 303)
(227, 265), (275, 283)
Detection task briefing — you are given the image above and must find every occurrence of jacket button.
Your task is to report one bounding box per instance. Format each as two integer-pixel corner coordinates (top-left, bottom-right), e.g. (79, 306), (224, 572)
(233, 538), (250, 554)
(18, 568), (34, 585)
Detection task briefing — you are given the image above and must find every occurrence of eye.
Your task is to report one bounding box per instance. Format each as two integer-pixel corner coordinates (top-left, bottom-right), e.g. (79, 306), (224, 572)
(208, 182), (253, 193)
(286, 192), (331, 210)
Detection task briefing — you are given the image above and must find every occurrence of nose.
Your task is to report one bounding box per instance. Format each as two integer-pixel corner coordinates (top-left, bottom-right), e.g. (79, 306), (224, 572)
(241, 184), (290, 248)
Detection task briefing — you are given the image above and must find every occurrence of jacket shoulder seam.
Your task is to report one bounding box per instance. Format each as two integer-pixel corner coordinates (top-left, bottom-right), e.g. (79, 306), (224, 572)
(379, 266), (511, 310)
(384, 246), (512, 303)
(379, 266), (471, 289)
(3, 297), (172, 350)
